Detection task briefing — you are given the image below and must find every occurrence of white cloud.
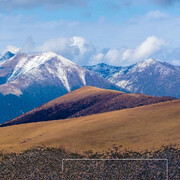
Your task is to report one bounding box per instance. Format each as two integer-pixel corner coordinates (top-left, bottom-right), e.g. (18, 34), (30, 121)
(95, 53), (104, 61)
(36, 36), (96, 65)
(36, 37), (79, 62)
(93, 36), (168, 66)
(122, 49), (132, 60)
(90, 53), (104, 65)
(123, 36), (167, 61)
(37, 37), (72, 53)
(146, 10), (169, 19)
(2, 45), (20, 54)
(0, 10), (180, 58)
(105, 49), (122, 65)
(172, 60), (180, 66)
(134, 36), (167, 59)
(70, 36), (96, 64)
(71, 36), (87, 55)
(21, 36), (36, 53)
(0, 35), (177, 67)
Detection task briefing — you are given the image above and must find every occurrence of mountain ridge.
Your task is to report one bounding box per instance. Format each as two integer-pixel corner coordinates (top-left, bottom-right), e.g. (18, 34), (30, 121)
(0, 86), (175, 127)
(0, 99), (180, 153)
(84, 63), (123, 78)
(85, 59), (180, 98)
(0, 52), (125, 123)
(0, 51), (15, 63)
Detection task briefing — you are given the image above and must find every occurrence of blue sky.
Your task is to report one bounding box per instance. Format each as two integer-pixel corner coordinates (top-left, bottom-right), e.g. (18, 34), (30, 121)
(0, 0), (180, 66)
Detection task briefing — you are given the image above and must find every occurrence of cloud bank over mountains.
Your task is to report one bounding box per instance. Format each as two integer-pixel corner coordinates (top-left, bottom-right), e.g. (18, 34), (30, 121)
(122, 36), (167, 61)
(0, 1), (180, 66)
(2, 35), (176, 66)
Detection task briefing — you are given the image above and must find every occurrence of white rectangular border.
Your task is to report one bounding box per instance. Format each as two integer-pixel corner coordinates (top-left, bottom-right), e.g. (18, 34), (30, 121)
(62, 159), (168, 180)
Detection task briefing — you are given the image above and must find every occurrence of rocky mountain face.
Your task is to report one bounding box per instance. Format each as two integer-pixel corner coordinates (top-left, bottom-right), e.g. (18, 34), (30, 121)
(0, 52), (124, 123)
(0, 51), (15, 62)
(84, 63), (123, 79)
(0, 51), (15, 85)
(85, 59), (180, 98)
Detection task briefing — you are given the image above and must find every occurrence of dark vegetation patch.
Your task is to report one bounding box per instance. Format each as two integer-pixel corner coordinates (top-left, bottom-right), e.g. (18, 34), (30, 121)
(0, 145), (179, 180)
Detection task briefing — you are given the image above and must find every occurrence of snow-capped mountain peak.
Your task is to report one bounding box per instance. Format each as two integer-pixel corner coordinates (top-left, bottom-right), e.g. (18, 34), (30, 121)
(3, 51), (15, 59)
(0, 51), (124, 123)
(138, 58), (157, 66)
(131, 58), (157, 73)
(0, 51), (15, 65)
(7, 52), (76, 82)
(0, 51), (123, 95)
(85, 58), (180, 98)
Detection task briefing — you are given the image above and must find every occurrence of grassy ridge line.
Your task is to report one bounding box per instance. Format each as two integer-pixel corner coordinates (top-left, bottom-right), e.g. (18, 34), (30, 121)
(0, 86), (175, 127)
(0, 99), (180, 153)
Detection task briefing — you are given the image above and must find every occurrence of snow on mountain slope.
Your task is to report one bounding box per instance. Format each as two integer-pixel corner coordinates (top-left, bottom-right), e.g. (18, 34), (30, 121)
(110, 58), (180, 97)
(85, 59), (180, 98)
(6, 52), (77, 92)
(0, 52), (124, 123)
(0, 52), (123, 96)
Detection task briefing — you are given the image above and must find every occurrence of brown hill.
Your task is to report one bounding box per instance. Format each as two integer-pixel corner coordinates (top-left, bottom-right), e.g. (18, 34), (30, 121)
(0, 100), (180, 153)
(0, 86), (175, 127)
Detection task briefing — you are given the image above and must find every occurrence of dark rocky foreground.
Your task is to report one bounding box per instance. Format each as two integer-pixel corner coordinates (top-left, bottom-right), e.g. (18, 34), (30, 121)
(0, 146), (179, 180)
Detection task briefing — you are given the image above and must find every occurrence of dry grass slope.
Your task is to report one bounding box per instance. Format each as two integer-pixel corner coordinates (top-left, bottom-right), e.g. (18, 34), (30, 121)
(0, 86), (175, 127)
(0, 99), (180, 153)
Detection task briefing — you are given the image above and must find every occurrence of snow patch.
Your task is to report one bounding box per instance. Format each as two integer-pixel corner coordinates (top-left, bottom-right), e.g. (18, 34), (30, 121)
(116, 80), (130, 88)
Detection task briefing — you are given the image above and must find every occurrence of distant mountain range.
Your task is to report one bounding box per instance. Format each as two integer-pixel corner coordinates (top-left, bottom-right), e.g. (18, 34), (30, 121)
(84, 59), (180, 98)
(0, 52), (123, 123)
(0, 51), (179, 124)
(0, 86), (175, 127)
(84, 63), (123, 79)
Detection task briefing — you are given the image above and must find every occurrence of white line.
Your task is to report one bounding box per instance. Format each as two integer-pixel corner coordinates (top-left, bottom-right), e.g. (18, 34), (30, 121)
(63, 158), (168, 161)
(166, 159), (169, 180)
